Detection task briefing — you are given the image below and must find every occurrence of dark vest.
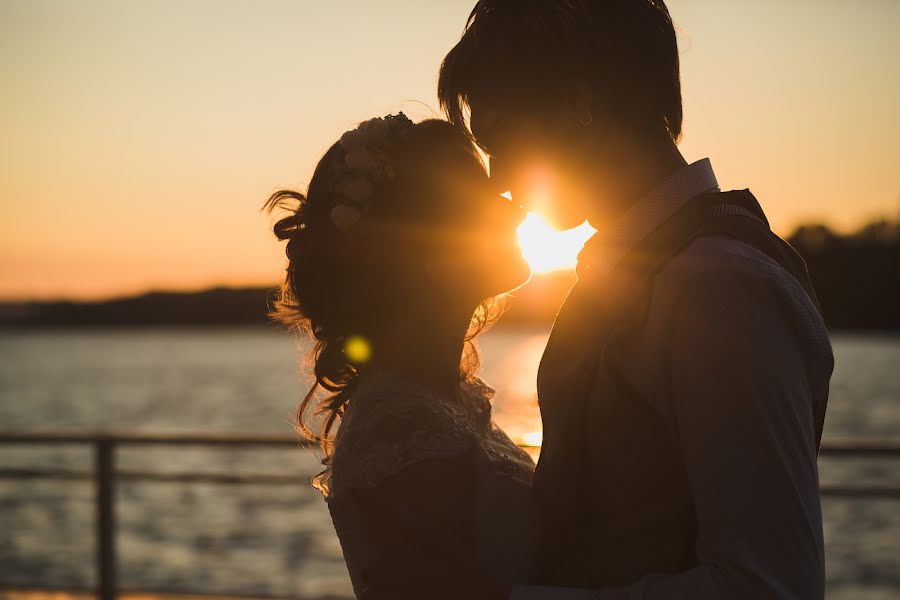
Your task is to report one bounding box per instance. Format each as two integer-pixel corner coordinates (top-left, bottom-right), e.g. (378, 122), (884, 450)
(532, 190), (826, 586)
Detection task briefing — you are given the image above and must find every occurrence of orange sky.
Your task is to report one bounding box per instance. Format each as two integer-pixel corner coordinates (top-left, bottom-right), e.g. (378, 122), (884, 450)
(1, 0), (898, 301)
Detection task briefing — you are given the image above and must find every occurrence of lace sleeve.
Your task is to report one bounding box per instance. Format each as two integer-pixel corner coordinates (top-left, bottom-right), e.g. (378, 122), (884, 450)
(321, 380), (479, 498)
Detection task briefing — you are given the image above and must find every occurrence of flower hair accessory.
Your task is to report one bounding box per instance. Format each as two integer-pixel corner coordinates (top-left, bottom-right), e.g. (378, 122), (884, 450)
(330, 113), (414, 232)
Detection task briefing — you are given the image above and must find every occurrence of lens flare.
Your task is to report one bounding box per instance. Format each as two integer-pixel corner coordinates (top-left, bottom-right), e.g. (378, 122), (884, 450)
(344, 335), (372, 364)
(517, 212), (596, 274)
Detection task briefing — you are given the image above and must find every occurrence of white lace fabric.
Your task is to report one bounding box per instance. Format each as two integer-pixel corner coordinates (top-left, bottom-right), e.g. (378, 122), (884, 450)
(317, 369), (540, 592)
(315, 369), (533, 498)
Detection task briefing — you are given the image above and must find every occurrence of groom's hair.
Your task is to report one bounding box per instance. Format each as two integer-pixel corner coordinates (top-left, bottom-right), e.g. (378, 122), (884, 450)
(439, 0), (683, 142)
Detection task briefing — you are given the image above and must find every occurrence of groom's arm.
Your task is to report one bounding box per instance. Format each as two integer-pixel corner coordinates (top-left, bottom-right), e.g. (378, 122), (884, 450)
(513, 266), (827, 600)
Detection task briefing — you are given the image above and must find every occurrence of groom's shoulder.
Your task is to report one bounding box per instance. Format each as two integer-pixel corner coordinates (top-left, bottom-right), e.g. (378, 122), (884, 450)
(659, 233), (786, 281)
(650, 233), (820, 321)
(639, 233), (832, 377)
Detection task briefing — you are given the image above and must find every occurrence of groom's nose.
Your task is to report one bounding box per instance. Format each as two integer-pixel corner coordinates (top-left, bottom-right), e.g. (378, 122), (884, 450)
(479, 183), (526, 229)
(500, 192), (528, 226)
(494, 160), (557, 216)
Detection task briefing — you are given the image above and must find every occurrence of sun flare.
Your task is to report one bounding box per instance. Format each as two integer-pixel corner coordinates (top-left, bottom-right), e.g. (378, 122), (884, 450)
(517, 213), (596, 274)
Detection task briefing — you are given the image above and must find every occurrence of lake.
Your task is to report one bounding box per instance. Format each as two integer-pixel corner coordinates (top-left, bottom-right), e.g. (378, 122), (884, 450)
(1, 328), (898, 599)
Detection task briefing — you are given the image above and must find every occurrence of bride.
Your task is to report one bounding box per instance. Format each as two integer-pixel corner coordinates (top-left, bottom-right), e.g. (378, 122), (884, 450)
(266, 114), (538, 599)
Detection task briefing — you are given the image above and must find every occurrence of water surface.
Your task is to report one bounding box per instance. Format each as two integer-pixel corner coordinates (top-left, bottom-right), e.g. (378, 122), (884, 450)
(0, 329), (897, 598)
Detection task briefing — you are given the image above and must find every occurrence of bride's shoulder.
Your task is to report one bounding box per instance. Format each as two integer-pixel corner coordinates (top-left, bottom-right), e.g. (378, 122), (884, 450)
(326, 371), (479, 494)
(339, 370), (483, 438)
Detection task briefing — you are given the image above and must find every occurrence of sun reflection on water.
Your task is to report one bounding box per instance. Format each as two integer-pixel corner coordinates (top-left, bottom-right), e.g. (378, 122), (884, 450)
(480, 330), (551, 462)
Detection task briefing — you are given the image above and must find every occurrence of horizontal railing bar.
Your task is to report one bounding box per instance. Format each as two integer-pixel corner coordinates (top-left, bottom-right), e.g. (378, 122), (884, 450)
(0, 468), (302, 485)
(1, 431), (899, 455)
(2, 468), (898, 498)
(0, 431), (313, 447)
(818, 486), (900, 499)
(0, 584), (330, 600)
(818, 440), (900, 456)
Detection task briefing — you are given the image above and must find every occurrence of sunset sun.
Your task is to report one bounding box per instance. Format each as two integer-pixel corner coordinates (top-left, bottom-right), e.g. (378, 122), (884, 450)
(517, 212), (596, 274)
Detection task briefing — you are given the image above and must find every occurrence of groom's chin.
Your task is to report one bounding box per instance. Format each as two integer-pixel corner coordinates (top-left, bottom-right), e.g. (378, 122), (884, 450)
(531, 200), (587, 231)
(546, 212), (590, 232)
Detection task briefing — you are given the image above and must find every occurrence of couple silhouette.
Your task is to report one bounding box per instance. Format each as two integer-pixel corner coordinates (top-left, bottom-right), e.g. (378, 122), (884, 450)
(266, 2), (833, 599)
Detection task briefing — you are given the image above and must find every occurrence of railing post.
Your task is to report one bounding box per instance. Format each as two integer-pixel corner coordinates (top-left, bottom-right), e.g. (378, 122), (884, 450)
(95, 437), (117, 600)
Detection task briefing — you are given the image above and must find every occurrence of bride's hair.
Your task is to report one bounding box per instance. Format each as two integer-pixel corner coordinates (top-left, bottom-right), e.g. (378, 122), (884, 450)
(264, 118), (501, 454)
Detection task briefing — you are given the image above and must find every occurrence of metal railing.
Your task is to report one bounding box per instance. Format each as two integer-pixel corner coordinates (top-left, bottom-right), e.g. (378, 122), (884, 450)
(1, 431), (898, 600)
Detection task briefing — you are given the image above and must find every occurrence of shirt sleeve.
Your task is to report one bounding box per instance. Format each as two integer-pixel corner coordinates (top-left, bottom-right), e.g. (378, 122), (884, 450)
(512, 267), (826, 600)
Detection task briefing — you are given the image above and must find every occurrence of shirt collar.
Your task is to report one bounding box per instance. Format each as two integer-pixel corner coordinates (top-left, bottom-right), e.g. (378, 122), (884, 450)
(577, 158), (720, 278)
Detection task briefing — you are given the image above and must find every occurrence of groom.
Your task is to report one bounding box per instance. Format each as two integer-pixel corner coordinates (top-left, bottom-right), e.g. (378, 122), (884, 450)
(440, 1), (833, 599)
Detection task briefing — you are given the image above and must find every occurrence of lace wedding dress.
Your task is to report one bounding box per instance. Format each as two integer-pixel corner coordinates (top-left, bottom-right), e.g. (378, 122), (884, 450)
(316, 369), (538, 599)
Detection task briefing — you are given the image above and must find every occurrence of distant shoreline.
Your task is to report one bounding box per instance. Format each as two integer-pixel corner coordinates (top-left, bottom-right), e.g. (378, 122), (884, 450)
(0, 278), (572, 330)
(2, 221), (898, 330)
(1, 324), (896, 338)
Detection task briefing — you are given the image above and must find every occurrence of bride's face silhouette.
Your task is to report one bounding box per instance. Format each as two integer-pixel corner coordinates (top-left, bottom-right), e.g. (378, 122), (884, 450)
(420, 154), (532, 304)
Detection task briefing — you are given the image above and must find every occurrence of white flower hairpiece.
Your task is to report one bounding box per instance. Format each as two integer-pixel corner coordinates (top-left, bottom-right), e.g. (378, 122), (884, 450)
(330, 113), (414, 232)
